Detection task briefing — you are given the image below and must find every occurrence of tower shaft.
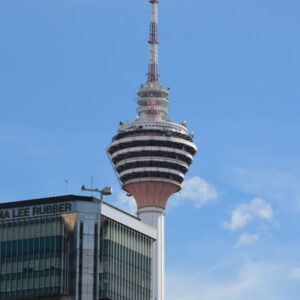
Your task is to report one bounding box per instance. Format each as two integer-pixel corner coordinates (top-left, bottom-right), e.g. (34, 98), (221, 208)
(138, 207), (165, 300)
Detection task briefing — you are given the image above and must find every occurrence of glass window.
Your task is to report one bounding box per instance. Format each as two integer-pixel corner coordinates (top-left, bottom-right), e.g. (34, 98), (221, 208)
(0, 215), (71, 299)
(99, 218), (153, 300)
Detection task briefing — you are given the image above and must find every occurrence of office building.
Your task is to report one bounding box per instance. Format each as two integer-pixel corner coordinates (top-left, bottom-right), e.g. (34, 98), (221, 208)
(0, 195), (156, 300)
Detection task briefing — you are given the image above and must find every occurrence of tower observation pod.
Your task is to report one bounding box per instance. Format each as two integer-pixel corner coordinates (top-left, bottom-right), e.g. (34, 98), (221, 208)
(106, 1), (197, 299)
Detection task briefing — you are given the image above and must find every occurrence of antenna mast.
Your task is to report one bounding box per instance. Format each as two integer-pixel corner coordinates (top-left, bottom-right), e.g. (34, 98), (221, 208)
(147, 0), (159, 82)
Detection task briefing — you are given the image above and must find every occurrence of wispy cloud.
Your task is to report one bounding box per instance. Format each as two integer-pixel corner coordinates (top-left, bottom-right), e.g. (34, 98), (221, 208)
(166, 260), (287, 300)
(291, 268), (300, 279)
(171, 176), (218, 208)
(223, 197), (273, 231)
(229, 167), (300, 207)
(236, 233), (259, 248)
(0, 121), (60, 156)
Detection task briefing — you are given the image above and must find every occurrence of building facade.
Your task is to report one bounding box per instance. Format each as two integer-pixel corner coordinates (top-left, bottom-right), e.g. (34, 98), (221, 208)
(0, 195), (156, 300)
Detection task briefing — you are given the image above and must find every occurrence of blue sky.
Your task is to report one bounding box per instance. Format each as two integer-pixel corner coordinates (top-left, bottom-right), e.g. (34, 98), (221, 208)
(1, 0), (300, 298)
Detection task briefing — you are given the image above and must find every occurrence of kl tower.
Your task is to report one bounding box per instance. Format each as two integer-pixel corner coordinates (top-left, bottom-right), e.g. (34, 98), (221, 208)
(107, 0), (197, 299)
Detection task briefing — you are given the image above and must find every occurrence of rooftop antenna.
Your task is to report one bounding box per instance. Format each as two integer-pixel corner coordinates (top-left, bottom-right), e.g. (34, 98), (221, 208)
(147, 0), (159, 82)
(91, 175), (94, 196)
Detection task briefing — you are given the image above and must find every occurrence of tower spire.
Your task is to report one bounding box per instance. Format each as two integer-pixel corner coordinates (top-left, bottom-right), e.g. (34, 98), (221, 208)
(147, 0), (159, 82)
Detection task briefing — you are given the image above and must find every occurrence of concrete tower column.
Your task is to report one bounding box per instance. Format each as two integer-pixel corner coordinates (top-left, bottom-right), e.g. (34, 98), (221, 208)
(138, 207), (165, 300)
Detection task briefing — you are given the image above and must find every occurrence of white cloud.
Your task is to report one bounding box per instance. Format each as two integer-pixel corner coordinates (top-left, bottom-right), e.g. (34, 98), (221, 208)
(166, 261), (287, 300)
(291, 268), (300, 279)
(223, 197), (273, 231)
(171, 176), (218, 208)
(113, 192), (137, 215)
(236, 233), (259, 248)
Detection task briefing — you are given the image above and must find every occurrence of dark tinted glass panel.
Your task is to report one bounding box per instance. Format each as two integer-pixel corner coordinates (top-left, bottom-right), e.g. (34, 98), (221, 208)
(99, 219), (152, 300)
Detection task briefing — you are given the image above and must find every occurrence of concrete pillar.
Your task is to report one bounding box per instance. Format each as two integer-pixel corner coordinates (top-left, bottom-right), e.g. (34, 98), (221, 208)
(138, 207), (165, 300)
